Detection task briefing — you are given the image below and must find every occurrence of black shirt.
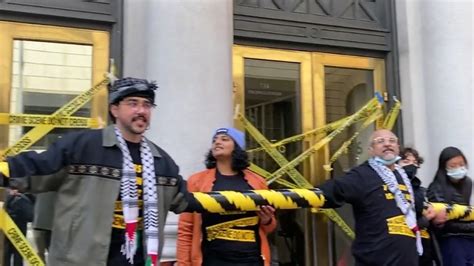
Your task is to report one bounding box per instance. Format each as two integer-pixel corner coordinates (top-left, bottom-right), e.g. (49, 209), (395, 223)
(201, 170), (261, 264)
(319, 162), (418, 266)
(107, 141), (144, 266)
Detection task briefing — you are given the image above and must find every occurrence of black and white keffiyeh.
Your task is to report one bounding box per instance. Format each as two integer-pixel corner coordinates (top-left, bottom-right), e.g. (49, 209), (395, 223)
(114, 126), (160, 265)
(368, 158), (423, 255)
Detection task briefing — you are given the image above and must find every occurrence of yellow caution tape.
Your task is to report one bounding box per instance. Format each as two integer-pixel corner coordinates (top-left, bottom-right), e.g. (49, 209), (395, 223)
(323, 109), (383, 171)
(318, 209), (355, 239)
(0, 113), (101, 128)
(420, 229), (430, 239)
(206, 217), (259, 242)
(207, 216), (259, 231)
(0, 78), (109, 160)
(237, 113), (311, 188)
(237, 100), (380, 239)
(0, 207), (44, 266)
(249, 164), (298, 189)
(375, 92), (385, 129)
(431, 202), (474, 221)
(382, 97), (401, 130)
(246, 105), (380, 154)
(207, 228), (256, 242)
(386, 214), (416, 238)
(0, 162), (9, 177)
(192, 188), (325, 213)
(238, 96), (383, 239)
(269, 97), (381, 182)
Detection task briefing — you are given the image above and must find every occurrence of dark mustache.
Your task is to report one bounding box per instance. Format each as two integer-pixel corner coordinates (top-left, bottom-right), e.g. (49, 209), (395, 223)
(132, 116), (147, 122)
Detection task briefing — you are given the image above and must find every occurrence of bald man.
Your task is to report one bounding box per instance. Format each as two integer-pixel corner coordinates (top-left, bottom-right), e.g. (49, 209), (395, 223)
(319, 130), (420, 266)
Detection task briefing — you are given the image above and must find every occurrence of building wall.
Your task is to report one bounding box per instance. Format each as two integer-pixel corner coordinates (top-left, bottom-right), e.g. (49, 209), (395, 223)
(123, 0), (234, 261)
(396, 0), (473, 186)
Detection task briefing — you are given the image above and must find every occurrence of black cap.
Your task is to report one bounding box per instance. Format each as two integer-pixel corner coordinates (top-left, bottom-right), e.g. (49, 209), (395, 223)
(109, 77), (157, 104)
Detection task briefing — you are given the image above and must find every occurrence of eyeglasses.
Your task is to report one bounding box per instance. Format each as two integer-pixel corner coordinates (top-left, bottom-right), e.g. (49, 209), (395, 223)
(372, 137), (398, 145)
(121, 99), (156, 111)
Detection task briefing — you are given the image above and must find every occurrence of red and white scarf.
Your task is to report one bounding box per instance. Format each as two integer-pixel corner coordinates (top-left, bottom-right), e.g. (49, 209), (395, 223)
(115, 127), (160, 266)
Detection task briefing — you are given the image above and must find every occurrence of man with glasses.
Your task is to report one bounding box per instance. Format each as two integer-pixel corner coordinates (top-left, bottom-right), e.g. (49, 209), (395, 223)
(319, 129), (421, 266)
(0, 77), (189, 266)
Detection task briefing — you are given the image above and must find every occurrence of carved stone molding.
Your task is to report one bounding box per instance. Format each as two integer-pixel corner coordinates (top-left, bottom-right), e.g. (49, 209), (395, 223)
(0, 0), (116, 22)
(234, 0), (393, 51)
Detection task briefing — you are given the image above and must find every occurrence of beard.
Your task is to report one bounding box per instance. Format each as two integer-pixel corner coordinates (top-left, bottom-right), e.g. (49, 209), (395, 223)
(118, 117), (149, 137)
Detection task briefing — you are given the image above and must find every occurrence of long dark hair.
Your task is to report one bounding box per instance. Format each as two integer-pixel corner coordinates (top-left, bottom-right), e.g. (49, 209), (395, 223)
(432, 146), (470, 203)
(205, 144), (250, 172)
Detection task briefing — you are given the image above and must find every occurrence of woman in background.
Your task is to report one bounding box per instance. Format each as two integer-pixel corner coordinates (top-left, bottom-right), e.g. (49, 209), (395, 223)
(427, 146), (474, 266)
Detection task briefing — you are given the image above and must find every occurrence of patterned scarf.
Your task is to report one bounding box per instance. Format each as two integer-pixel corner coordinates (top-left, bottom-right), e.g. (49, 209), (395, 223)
(368, 158), (423, 255)
(114, 127), (160, 266)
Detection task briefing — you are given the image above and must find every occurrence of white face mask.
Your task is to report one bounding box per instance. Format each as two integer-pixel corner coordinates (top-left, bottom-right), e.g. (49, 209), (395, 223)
(374, 156), (401, 166)
(446, 166), (468, 180)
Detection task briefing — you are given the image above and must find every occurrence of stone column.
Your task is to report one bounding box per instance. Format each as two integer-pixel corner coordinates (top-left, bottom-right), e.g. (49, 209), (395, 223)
(396, 0), (473, 184)
(123, 0), (234, 261)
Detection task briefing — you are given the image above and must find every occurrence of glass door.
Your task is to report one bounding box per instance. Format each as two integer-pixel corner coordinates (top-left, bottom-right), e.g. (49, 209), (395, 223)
(233, 45), (386, 266)
(234, 45), (315, 266)
(312, 52), (386, 266)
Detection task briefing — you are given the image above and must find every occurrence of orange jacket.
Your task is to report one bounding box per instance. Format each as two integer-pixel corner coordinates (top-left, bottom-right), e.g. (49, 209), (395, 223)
(177, 168), (276, 266)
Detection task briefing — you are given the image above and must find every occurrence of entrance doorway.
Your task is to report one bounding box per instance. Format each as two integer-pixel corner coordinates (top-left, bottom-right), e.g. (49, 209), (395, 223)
(233, 45), (386, 265)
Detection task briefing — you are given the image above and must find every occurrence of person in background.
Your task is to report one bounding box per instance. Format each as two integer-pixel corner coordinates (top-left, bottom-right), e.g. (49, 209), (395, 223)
(427, 146), (474, 266)
(177, 127), (276, 266)
(398, 147), (441, 265)
(3, 189), (35, 266)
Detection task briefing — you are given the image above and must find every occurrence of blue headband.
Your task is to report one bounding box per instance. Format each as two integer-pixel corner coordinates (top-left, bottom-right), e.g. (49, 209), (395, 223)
(214, 127), (245, 149)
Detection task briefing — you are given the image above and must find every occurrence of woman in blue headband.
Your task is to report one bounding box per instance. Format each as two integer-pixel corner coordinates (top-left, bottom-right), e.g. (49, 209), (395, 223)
(177, 127), (276, 266)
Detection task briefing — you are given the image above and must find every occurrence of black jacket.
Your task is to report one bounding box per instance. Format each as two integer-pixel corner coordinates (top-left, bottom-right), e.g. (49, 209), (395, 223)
(427, 176), (474, 237)
(6, 193), (35, 222)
